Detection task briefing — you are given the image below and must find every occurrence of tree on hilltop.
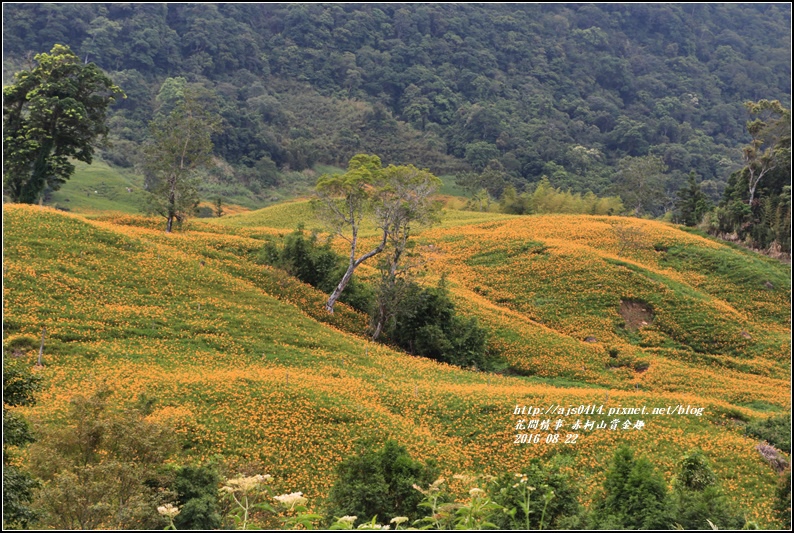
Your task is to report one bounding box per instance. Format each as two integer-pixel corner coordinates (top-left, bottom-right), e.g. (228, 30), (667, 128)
(613, 155), (669, 217)
(143, 80), (221, 233)
(313, 154), (441, 313)
(675, 171), (712, 226)
(3, 44), (124, 203)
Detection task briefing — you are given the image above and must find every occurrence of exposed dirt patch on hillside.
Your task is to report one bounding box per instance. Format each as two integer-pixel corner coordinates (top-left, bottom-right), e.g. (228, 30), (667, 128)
(620, 299), (654, 331)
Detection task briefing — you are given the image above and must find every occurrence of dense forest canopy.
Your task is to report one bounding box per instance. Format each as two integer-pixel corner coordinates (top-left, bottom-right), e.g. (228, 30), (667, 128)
(2, 3), (791, 206)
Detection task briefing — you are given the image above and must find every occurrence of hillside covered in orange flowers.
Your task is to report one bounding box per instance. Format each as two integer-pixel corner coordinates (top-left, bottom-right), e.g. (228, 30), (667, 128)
(3, 202), (790, 527)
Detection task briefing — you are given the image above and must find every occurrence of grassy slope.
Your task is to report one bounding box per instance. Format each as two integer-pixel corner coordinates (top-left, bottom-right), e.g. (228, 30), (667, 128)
(47, 160), (147, 214)
(212, 199), (515, 233)
(3, 203), (791, 526)
(43, 159), (312, 216)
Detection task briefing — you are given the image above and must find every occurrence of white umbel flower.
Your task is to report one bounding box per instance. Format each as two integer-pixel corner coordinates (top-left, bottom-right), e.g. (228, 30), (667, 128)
(157, 503), (180, 518)
(222, 473), (271, 494)
(273, 491), (307, 510)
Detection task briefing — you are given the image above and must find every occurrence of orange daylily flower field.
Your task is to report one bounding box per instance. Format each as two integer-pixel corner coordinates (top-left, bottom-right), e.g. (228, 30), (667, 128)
(3, 202), (790, 526)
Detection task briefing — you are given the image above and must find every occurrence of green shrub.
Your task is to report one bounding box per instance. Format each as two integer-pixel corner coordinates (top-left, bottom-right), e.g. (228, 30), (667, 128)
(324, 440), (438, 527)
(486, 459), (582, 529)
(172, 465), (222, 530)
(257, 228), (373, 313)
(671, 450), (745, 530)
(381, 278), (490, 369)
(589, 446), (672, 530)
(28, 389), (175, 529)
(745, 413), (791, 453)
(260, 231), (491, 370)
(3, 358), (41, 529)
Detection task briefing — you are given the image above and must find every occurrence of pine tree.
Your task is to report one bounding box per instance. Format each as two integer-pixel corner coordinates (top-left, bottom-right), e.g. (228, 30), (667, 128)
(675, 171), (712, 226)
(590, 446), (672, 529)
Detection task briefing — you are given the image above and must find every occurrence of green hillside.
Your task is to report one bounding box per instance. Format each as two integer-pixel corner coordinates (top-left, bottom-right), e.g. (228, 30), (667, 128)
(3, 204), (790, 528)
(46, 160), (146, 214)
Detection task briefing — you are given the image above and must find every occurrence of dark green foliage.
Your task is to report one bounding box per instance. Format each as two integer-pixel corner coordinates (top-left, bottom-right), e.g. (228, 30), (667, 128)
(3, 411), (35, 451)
(172, 465), (222, 530)
(2, 361), (40, 411)
(2, 360), (41, 529)
(258, 228), (373, 313)
(675, 450), (717, 492)
(590, 446), (672, 530)
(4, 5), (790, 210)
(3, 466), (39, 529)
(3, 44), (123, 203)
(381, 278), (490, 369)
(486, 459), (581, 530)
(670, 450), (745, 530)
(675, 172), (712, 226)
(325, 440), (438, 527)
(745, 413), (791, 453)
(672, 487), (745, 531)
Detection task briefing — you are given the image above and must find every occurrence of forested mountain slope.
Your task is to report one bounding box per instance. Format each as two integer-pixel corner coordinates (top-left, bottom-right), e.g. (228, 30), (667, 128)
(3, 4), (790, 204)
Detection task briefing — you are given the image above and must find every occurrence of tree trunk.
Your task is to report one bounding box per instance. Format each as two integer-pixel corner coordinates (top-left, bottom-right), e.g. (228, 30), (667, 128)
(748, 167), (758, 206)
(166, 177), (177, 233)
(21, 139), (55, 203)
(371, 238), (405, 339)
(37, 326), (46, 366)
(371, 316), (384, 340)
(324, 230), (388, 313)
(325, 263), (356, 313)
(371, 289), (390, 340)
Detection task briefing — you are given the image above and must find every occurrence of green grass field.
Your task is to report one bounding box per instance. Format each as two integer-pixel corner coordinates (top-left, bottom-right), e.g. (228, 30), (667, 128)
(43, 161), (345, 216)
(46, 160), (147, 214)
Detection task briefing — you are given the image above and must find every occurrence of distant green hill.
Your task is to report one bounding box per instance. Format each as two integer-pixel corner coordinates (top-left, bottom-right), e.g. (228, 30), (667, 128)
(3, 4), (790, 211)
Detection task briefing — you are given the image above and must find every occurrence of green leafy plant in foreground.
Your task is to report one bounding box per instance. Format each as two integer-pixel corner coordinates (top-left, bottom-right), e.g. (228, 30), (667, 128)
(220, 474), (275, 529)
(218, 473), (325, 530)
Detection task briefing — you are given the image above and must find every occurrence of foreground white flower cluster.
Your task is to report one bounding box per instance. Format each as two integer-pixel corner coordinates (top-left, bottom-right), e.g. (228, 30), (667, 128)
(156, 503), (181, 518)
(338, 515), (357, 526)
(412, 476), (445, 496)
(273, 491), (308, 510)
(221, 473), (272, 494)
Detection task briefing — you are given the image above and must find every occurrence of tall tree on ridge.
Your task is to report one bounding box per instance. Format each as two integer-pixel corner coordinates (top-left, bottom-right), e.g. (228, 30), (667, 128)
(313, 154), (440, 314)
(143, 81), (220, 233)
(3, 44), (123, 203)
